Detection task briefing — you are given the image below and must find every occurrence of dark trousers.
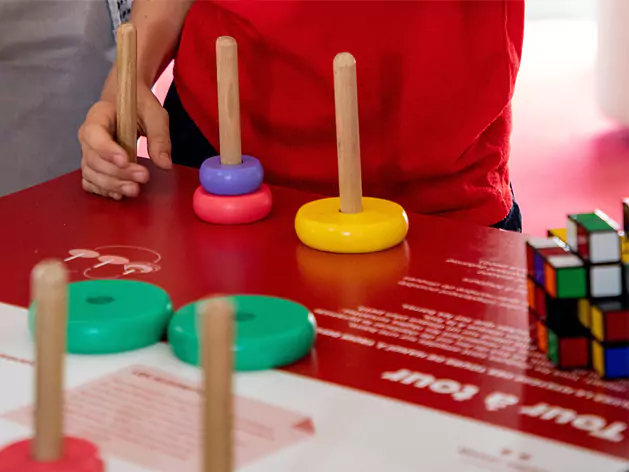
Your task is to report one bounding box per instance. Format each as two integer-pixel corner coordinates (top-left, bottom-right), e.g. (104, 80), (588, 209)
(492, 184), (523, 233)
(163, 83), (523, 232)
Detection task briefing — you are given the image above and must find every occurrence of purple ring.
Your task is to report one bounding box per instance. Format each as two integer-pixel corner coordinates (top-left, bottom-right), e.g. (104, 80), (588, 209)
(199, 155), (264, 196)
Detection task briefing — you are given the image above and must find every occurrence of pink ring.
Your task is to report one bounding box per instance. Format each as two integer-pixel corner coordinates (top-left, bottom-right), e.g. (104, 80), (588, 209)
(0, 437), (103, 472)
(193, 184), (273, 225)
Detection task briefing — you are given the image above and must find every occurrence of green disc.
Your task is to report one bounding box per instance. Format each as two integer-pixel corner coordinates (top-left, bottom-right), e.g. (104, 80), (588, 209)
(168, 295), (316, 371)
(28, 280), (173, 354)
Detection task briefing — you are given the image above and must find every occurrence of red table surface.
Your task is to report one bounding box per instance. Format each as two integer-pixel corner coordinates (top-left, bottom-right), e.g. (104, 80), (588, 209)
(0, 162), (627, 461)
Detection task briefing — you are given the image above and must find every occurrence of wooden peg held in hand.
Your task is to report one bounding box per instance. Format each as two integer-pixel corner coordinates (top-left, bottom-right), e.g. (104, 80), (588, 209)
(116, 23), (138, 164)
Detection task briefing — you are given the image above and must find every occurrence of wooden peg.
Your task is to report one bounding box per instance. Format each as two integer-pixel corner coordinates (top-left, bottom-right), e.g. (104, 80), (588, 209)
(216, 36), (243, 166)
(116, 23), (138, 164)
(201, 297), (234, 472)
(31, 260), (68, 462)
(334, 52), (363, 214)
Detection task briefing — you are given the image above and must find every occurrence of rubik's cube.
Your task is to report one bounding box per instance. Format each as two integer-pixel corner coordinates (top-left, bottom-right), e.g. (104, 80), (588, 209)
(526, 206), (629, 379)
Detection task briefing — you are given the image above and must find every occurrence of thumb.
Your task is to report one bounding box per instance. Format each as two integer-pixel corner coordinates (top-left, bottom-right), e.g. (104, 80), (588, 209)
(139, 94), (173, 170)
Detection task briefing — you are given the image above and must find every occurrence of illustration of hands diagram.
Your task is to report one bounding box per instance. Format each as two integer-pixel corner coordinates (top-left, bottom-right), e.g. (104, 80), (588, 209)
(62, 245), (162, 280)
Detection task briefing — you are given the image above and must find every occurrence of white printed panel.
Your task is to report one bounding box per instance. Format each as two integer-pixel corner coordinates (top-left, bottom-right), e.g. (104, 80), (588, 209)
(0, 303), (626, 472)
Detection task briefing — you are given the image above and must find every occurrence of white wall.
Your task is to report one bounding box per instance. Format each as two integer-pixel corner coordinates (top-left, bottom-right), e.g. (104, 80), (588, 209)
(526, 0), (596, 19)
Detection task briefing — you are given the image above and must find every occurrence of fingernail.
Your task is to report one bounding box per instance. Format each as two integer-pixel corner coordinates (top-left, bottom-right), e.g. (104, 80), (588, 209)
(121, 183), (137, 196)
(132, 171), (148, 183)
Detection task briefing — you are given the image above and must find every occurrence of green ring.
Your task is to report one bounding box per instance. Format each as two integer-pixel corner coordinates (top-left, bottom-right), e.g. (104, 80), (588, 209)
(168, 295), (316, 371)
(28, 280), (173, 354)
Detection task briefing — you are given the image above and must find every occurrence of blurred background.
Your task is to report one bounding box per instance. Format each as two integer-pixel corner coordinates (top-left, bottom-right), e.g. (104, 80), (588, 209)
(526, 0), (595, 19)
(507, 0), (629, 235)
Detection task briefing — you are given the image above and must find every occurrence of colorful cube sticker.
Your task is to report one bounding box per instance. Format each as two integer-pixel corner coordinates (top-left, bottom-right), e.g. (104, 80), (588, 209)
(534, 283), (547, 319)
(592, 340), (629, 379)
(623, 254), (629, 294)
(527, 278), (536, 312)
(544, 254), (587, 299)
(536, 320), (548, 353)
(547, 329), (559, 365)
(578, 298), (592, 329)
(590, 297), (629, 343)
(528, 309), (538, 345)
(547, 330), (590, 370)
(590, 264), (623, 298)
(567, 211), (621, 264)
(590, 231), (621, 264)
(546, 228), (568, 245)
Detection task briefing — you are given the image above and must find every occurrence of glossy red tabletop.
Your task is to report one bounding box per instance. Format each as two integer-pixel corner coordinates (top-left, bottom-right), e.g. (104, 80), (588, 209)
(0, 162), (626, 461)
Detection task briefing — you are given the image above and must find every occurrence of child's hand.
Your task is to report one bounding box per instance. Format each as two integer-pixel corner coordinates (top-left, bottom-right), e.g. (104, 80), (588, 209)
(78, 86), (172, 200)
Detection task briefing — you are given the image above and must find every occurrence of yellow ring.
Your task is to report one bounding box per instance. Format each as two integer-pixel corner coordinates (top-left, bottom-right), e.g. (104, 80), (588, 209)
(295, 197), (409, 254)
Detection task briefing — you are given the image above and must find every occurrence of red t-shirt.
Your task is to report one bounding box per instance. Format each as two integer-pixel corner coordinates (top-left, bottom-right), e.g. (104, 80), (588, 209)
(174, 1), (525, 225)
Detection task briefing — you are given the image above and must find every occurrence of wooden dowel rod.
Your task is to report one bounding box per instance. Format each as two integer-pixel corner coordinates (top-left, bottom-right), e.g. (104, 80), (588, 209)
(201, 298), (234, 472)
(31, 260), (68, 462)
(216, 36), (242, 166)
(334, 52), (363, 214)
(116, 23), (138, 164)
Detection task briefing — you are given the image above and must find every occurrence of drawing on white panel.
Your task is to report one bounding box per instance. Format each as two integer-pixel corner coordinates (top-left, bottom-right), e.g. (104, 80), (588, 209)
(94, 245), (161, 263)
(93, 255), (130, 269)
(122, 262), (160, 276)
(62, 245), (162, 280)
(84, 255), (130, 280)
(64, 249), (100, 262)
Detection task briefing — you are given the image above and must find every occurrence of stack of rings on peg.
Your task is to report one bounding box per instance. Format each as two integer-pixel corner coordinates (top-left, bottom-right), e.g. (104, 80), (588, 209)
(295, 52), (409, 254)
(0, 261), (104, 472)
(193, 36), (273, 225)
